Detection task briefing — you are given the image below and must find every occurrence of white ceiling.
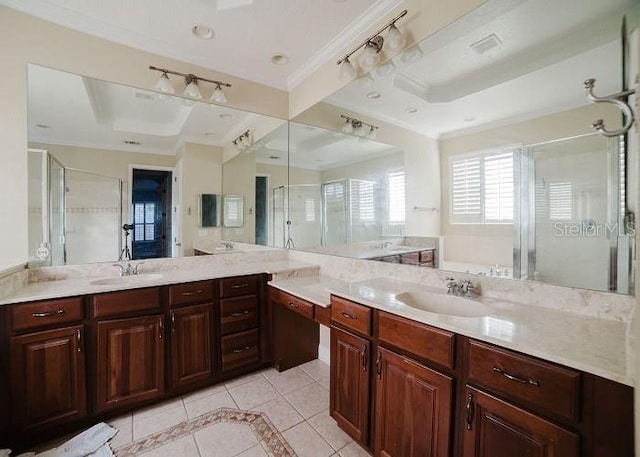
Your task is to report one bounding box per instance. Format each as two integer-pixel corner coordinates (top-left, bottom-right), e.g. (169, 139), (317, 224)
(2, 0), (400, 90)
(325, 0), (638, 138)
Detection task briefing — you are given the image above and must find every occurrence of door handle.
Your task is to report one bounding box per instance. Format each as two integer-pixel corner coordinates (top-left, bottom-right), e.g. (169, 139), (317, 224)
(76, 329), (82, 352)
(361, 345), (367, 371)
(465, 393), (474, 430)
(375, 351), (382, 379)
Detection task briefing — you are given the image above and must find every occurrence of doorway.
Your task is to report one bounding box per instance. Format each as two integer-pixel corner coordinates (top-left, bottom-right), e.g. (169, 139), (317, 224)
(255, 175), (268, 246)
(130, 169), (172, 259)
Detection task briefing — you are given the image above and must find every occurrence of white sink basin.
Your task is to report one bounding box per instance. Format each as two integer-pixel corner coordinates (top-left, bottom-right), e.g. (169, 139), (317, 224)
(90, 273), (164, 286)
(395, 291), (495, 317)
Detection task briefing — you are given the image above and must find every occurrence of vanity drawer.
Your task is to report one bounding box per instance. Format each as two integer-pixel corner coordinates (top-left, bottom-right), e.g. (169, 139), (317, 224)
(400, 252), (420, 264)
(221, 329), (259, 372)
(169, 280), (214, 307)
(220, 275), (258, 298)
(378, 311), (455, 369)
(468, 340), (581, 422)
(220, 296), (258, 335)
(91, 287), (162, 318)
(420, 250), (434, 263)
(278, 291), (314, 319)
(11, 297), (84, 332)
(331, 296), (372, 337)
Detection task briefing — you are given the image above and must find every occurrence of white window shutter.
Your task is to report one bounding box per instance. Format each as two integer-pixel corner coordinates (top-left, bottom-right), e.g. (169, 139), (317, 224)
(451, 157), (481, 222)
(484, 152), (513, 222)
(388, 171), (405, 223)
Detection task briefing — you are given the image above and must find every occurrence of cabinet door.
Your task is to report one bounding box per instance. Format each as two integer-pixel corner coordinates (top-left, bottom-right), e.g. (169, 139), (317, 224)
(330, 326), (371, 446)
(170, 304), (213, 388)
(374, 348), (453, 457)
(96, 315), (165, 412)
(11, 325), (86, 429)
(463, 386), (579, 457)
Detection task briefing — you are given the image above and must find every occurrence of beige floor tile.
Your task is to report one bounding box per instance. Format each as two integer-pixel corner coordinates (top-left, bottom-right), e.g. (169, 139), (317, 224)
(299, 359), (330, 381)
(109, 420), (133, 449)
(308, 410), (352, 451)
(195, 422), (258, 457)
(182, 383), (227, 404)
(133, 397), (185, 421)
(185, 391), (237, 419)
(228, 377), (280, 409)
(133, 405), (187, 440)
(235, 444), (268, 457)
(282, 421), (334, 457)
(318, 375), (330, 390)
(263, 366), (315, 395)
(284, 383), (329, 419)
(140, 435), (200, 457)
(108, 412), (132, 429)
(338, 441), (371, 457)
(251, 396), (304, 431)
(224, 371), (265, 389)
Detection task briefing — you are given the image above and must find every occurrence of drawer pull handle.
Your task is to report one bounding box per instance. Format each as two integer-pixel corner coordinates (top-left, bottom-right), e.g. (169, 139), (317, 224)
(340, 312), (357, 320)
(182, 289), (204, 296)
(465, 393), (474, 430)
(32, 309), (66, 318)
(76, 329), (82, 353)
(493, 367), (540, 387)
(288, 302), (299, 308)
(231, 283), (249, 289)
(375, 351), (382, 379)
(230, 310), (250, 317)
(233, 346), (252, 353)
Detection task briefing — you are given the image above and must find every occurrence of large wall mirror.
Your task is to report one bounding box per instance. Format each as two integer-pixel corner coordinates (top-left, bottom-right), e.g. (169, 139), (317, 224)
(290, 0), (639, 295)
(27, 64), (286, 265)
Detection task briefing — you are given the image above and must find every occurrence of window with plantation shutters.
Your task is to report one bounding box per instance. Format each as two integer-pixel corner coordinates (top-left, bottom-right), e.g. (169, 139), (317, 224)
(388, 171), (405, 223)
(450, 149), (514, 224)
(350, 179), (375, 222)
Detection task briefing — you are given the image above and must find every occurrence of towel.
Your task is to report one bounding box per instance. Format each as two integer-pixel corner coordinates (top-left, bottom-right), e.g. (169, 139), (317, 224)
(14, 423), (117, 457)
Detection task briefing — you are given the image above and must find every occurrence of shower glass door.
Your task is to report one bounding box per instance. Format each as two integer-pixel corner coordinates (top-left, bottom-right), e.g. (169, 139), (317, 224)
(48, 155), (66, 266)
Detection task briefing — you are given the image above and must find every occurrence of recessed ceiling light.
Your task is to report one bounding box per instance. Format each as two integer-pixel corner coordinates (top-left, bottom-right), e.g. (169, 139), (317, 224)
(464, 117), (476, 122)
(405, 107), (417, 114)
(367, 91), (381, 99)
(36, 124), (51, 129)
(270, 54), (289, 65)
(219, 113), (233, 120)
(192, 25), (214, 40)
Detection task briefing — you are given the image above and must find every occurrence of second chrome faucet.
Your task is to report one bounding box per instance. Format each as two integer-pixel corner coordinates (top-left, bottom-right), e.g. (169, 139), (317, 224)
(446, 277), (476, 298)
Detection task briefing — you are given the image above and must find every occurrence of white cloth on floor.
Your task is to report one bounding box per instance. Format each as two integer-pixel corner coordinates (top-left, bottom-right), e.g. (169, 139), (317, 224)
(0, 450), (13, 457)
(14, 423), (117, 457)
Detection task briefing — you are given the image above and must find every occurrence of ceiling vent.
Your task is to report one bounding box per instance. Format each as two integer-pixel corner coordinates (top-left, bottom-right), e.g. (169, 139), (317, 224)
(134, 91), (154, 101)
(470, 34), (502, 55)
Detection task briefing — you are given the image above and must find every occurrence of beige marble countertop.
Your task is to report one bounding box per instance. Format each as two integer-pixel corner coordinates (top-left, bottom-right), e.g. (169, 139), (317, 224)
(270, 275), (633, 387)
(0, 260), (318, 306)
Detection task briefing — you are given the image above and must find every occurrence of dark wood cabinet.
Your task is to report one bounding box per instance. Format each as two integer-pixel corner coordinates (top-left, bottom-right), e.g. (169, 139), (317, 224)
(170, 304), (213, 389)
(462, 386), (579, 457)
(330, 326), (371, 446)
(95, 315), (165, 412)
(10, 325), (87, 430)
(374, 347), (453, 457)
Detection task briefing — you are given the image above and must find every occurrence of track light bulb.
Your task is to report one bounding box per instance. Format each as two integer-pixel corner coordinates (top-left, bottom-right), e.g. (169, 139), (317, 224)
(354, 122), (367, 137)
(211, 84), (228, 104)
(338, 57), (357, 82)
(155, 72), (175, 94)
(342, 119), (354, 134)
(184, 78), (202, 99)
(386, 23), (406, 51)
(367, 127), (377, 140)
(359, 38), (383, 72)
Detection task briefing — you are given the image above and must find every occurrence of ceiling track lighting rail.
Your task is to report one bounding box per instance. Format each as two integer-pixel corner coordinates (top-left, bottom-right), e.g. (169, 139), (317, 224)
(149, 65), (231, 103)
(336, 9), (407, 81)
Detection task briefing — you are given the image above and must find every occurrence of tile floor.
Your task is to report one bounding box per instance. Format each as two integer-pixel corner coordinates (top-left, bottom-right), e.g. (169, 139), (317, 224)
(107, 359), (371, 457)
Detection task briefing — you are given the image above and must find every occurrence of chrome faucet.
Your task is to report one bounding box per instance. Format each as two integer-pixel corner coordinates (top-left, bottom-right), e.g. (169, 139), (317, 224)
(220, 241), (234, 250)
(446, 277), (476, 298)
(380, 241), (392, 249)
(113, 262), (141, 276)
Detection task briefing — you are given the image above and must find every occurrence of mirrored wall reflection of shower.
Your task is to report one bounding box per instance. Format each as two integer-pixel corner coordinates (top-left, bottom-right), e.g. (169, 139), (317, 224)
(28, 149), (122, 266)
(516, 133), (634, 293)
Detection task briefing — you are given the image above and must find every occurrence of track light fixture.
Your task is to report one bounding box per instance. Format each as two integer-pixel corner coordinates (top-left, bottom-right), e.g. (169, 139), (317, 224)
(340, 115), (378, 139)
(149, 66), (231, 103)
(336, 9), (407, 81)
(233, 130), (253, 152)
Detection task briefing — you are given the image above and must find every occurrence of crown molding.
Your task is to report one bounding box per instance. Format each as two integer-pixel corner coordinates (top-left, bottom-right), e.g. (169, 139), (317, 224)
(286, 0), (405, 91)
